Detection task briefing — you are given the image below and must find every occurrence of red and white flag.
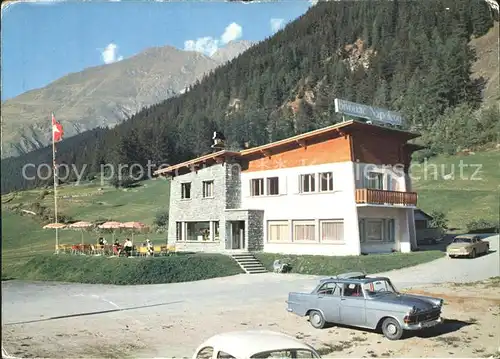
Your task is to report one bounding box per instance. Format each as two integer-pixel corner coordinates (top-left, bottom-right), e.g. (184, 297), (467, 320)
(52, 113), (64, 143)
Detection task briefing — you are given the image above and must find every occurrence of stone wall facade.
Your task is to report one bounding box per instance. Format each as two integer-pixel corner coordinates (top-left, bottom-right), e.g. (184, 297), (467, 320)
(168, 160), (263, 252)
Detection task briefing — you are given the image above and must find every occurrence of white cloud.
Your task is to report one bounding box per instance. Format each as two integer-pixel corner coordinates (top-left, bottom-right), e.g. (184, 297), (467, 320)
(270, 18), (285, 33)
(184, 37), (220, 57)
(309, 0), (319, 5)
(220, 22), (243, 44)
(101, 43), (123, 64)
(184, 22), (243, 57)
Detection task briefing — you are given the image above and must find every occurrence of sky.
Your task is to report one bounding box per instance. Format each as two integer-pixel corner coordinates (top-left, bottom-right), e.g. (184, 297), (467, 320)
(1, 0), (316, 101)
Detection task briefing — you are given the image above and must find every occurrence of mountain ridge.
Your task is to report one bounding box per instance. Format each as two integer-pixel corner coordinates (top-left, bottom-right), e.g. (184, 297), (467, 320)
(1, 40), (254, 159)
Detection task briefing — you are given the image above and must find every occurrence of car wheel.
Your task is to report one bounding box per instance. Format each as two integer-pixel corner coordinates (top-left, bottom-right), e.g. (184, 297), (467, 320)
(381, 317), (403, 340)
(448, 254), (455, 259)
(308, 310), (326, 329)
(470, 249), (476, 258)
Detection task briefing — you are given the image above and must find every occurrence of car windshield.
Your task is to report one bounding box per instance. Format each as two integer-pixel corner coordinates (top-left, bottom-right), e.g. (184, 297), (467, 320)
(362, 279), (398, 296)
(251, 349), (320, 358)
(453, 237), (472, 243)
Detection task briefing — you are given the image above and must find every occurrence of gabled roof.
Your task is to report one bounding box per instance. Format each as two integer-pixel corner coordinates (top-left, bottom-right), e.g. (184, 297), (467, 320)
(153, 150), (240, 176)
(154, 120), (421, 176)
(239, 120), (419, 157)
(414, 209), (434, 221)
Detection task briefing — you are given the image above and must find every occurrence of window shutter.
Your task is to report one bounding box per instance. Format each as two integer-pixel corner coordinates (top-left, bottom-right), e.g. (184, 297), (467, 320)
(279, 176), (287, 195)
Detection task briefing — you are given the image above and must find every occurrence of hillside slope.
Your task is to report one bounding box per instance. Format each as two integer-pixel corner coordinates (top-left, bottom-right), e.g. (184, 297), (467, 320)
(1, 0), (498, 195)
(470, 21), (499, 108)
(0, 40), (254, 159)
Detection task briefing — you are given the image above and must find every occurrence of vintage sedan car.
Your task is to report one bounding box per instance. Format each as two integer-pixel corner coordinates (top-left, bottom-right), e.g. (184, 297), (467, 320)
(286, 272), (444, 340)
(446, 234), (489, 258)
(192, 330), (321, 359)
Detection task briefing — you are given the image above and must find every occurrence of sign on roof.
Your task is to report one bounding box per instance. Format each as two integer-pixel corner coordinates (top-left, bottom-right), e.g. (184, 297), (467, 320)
(334, 98), (403, 126)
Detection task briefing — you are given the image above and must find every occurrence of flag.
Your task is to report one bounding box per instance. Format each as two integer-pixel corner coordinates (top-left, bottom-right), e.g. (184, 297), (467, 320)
(52, 113), (64, 143)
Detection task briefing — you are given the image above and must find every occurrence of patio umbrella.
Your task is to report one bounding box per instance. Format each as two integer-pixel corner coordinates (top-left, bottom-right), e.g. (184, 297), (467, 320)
(98, 221), (123, 242)
(121, 221), (148, 241)
(43, 223), (67, 253)
(43, 223), (67, 229)
(68, 221), (94, 244)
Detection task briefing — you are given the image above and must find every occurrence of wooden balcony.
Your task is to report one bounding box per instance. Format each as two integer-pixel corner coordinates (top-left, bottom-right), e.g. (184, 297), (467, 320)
(355, 189), (417, 207)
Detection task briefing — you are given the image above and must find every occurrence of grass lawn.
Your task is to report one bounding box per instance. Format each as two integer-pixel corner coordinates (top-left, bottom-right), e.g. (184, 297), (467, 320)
(2, 253), (243, 285)
(2, 150), (497, 283)
(255, 251), (445, 276)
(411, 150), (500, 229)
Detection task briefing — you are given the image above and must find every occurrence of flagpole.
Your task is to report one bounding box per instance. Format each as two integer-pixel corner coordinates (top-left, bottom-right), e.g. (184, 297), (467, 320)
(52, 113), (59, 254)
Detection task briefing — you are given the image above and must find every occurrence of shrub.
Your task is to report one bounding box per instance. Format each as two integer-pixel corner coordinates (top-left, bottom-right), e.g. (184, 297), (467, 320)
(6, 253), (243, 285)
(254, 251), (444, 276)
(429, 210), (448, 230)
(466, 219), (499, 233)
(154, 210), (169, 228)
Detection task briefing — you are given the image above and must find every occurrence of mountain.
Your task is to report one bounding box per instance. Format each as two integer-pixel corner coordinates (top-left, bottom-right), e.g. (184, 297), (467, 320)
(0, 40), (254, 159)
(1, 0), (498, 195)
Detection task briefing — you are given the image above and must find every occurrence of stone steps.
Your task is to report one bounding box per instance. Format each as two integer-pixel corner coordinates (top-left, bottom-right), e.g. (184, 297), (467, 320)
(231, 253), (267, 274)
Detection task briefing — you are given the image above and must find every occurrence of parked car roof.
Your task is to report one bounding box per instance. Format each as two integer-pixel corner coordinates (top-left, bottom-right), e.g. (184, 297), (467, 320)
(319, 274), (391, 285)
(454, 234), (478, 239)
(194, 330), (319, 358)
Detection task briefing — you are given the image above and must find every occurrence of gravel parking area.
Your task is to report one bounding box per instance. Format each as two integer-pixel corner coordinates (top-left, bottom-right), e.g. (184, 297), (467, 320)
(2, 235), (498, 358)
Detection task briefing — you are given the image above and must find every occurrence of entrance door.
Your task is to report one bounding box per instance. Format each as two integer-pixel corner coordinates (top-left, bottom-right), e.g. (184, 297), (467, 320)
(231, 221), (245, 250)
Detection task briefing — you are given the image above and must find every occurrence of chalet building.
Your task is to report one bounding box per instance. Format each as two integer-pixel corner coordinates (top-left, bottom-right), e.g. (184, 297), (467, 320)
(154, 120), (422, 256)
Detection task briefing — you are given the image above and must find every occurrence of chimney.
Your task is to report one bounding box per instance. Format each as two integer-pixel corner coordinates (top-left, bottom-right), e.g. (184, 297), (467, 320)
(211, 131), (226, 152)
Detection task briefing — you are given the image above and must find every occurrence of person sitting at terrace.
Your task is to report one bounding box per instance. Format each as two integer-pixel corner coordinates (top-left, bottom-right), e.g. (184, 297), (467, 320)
(98, 237), (107, 249)
(113, 239), (121, 256)
(145, 238), (154, 256)
(123, 238), (133, 257)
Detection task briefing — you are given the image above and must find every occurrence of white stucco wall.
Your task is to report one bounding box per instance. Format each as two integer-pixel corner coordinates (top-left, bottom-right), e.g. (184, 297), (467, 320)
(240, 161), (361, 256)
(357, 206), (413, 253)
(353, 162), (407, 191)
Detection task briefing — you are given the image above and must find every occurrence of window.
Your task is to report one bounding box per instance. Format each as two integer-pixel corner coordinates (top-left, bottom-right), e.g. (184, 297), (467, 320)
(267, 177), (279, 195)
(203, 180), (214, 198)
(268, 221), (289, 242)
(213, 221), (220, 241)
(217, 351), (236, 359)
(366, 172), (383, 190)
(196, 347), (214, 359)
(181, 182), (191, 199)
(299, 174), (316, 193)
(365, 219), (383, 241)
(319, 172), (333, 192)
(176, 222), (183, 241)
(320, 220), (344, 242)
(293, 220), (316, 241)
(359, 218), (395, 242)
(343, 283), (363, 297)
(251, 178), (264, 196)
(186, 222), (210, 241)
(317, 282), (341, 296)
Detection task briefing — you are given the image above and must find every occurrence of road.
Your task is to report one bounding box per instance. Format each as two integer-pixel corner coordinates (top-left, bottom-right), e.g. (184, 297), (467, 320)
(2, 234), (498, 326)
(1, 234), (498, 358)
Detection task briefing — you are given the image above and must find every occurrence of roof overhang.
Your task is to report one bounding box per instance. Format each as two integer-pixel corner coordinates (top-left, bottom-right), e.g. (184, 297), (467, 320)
(153, 150), (240, 177)
(153, 120), (421, 177)
(340, 120), (421, 141)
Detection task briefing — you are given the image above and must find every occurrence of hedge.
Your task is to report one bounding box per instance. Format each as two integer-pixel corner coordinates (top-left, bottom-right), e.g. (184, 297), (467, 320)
(3, 253), (243, 285)
(254, 251), (445, 275)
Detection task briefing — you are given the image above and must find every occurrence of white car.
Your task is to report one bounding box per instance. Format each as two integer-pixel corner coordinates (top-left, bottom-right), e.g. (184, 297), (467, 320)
(192, 330), (321, 359)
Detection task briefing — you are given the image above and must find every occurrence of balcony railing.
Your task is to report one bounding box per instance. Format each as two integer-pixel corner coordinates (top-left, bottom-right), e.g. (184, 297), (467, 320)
(355, 188), (417, 207)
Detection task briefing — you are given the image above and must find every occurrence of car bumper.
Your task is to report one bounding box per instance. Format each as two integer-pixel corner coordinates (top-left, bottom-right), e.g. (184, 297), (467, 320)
(403, 317), (443, 330)
(447, 251), (470, 256)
